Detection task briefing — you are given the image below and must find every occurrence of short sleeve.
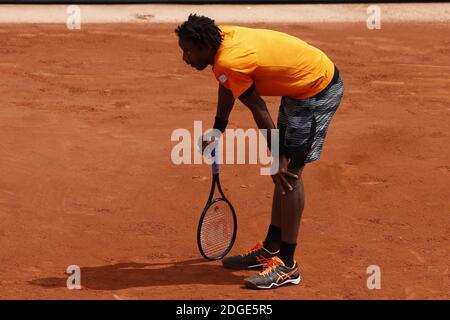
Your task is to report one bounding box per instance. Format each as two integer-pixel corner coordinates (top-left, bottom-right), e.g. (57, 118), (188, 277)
(215, 68), (254, 99)
(213, 47), (257, 99)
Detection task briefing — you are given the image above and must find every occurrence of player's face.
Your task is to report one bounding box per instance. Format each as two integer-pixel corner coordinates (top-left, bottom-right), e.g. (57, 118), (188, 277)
(178, 39), (211, 71)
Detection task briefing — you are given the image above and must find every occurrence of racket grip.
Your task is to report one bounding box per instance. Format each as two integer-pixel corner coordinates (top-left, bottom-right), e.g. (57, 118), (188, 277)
(211, 148), (219, 175)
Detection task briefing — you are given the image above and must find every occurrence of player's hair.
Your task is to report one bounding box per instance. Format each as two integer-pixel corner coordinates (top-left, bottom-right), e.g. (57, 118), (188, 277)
(175, 14), (223, 51)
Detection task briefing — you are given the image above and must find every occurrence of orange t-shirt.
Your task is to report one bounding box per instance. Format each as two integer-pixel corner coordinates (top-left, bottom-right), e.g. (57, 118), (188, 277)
(213, 25), (335, 100)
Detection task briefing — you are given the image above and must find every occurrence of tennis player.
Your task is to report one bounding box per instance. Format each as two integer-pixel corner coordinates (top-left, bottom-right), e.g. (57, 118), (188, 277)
(176, 14), (344, 289)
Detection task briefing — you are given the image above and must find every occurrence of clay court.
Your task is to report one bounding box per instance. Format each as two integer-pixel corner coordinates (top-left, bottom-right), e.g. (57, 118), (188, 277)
(0, 4), (449, 299)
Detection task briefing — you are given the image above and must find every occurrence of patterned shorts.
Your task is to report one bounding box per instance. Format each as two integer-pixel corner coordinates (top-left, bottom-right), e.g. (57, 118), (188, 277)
(278, 67), (344, 169)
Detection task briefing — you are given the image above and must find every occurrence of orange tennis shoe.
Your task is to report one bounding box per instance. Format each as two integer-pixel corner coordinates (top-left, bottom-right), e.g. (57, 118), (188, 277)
(222, 241), (279, 270)
(244, 256), (301, 289)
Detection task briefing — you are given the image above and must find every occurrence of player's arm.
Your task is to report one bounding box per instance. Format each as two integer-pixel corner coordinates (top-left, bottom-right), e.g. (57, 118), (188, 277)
(238, 84), (276, 150)
(201, 84), (235, 151)
(214, 84), (235, 132)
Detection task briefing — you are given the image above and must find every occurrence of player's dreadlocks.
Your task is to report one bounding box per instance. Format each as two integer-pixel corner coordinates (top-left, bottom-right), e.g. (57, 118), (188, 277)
(175, 14), (223, 52)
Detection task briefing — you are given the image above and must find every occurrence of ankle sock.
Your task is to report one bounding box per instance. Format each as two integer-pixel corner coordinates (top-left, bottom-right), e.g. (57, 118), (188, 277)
(279, 241), (297, 268)
(263, 224), (281, 253)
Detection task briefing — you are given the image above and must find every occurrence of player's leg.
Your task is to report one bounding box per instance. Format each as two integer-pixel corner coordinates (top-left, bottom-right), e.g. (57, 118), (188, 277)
(263, 165), (304, 254)
(262, 98), (308, 258)
(270, 95), (315, 268)
(244, 165), (305, 289)
(243, 102), (322, 289)
(261, 108), (288, 253)
(244, 70), (344, 289)
(276, 75), (344, 268)
(278, 165), (305, 268)
(261, 185), (282, 252)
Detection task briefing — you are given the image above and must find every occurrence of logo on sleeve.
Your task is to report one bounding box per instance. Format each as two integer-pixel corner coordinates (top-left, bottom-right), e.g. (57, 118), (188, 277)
(218, 74), (228, 83)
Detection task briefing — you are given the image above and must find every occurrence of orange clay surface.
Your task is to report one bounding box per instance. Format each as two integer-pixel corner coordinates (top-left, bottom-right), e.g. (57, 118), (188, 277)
(0, 22), (449, 299)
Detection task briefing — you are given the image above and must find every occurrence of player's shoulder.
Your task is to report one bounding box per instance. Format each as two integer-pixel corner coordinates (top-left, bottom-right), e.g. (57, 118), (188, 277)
(215, 30), (257, 70)
(218, 24), (245, 34)
(215, 47), (257, 74)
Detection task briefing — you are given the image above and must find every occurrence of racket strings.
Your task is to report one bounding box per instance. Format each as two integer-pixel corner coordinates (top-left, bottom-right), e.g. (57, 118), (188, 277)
(200, 201), (234, 259)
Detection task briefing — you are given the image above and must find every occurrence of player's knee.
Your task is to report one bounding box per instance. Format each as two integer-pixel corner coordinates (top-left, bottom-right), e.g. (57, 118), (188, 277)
(286, 165), (304, 185)
(291, 165), (304, 177)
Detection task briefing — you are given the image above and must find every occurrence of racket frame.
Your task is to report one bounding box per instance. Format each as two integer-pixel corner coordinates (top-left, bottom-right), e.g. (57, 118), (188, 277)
(197, 171), (237, 261)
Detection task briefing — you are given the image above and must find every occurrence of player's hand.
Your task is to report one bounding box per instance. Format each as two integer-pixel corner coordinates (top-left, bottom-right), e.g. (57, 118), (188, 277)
(202, 137), (215, 153)
(271, 155), (299, 195)
(197, 135), (217, 155)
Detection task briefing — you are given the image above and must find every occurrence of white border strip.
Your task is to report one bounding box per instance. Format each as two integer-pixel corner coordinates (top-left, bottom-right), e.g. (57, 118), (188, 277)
(0, 4), (449, 23)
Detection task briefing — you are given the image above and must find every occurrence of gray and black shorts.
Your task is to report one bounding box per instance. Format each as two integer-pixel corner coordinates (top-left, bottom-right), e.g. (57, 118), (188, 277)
(278, 66), (344, 169)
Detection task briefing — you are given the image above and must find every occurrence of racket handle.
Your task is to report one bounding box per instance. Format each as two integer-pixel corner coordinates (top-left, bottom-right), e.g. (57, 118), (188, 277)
(211, 148), (219, 175)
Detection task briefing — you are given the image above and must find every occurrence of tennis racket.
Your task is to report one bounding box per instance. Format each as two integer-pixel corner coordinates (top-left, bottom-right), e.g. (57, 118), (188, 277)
(197, 148), (237, 260)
